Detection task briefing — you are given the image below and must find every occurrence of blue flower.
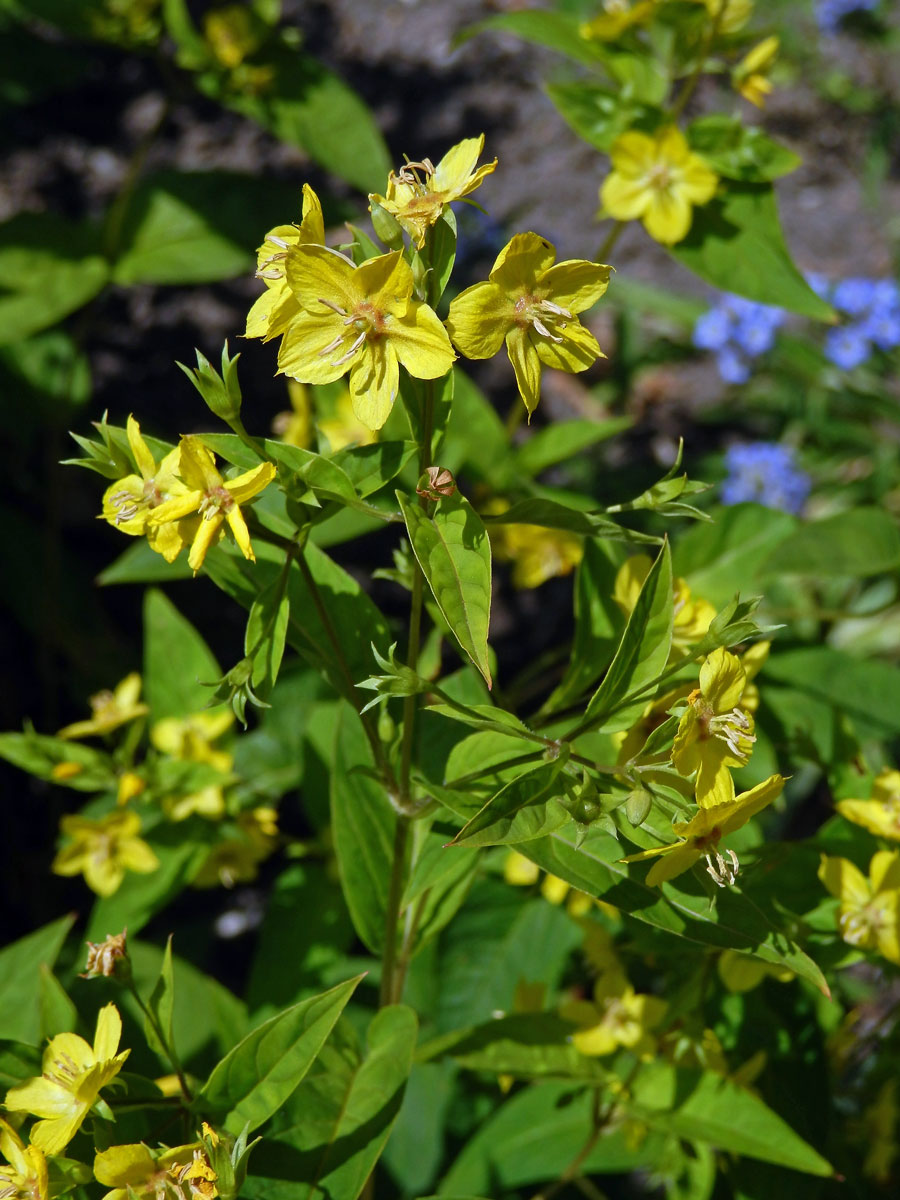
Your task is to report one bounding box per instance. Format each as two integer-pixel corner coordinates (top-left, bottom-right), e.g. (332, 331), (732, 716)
(816, 0), (877, 33)
(863, 309), (900, 351)
(832, 277), (878, 316)
(721, 443), (810, 514)
(693, 292), (784, 382)
(824, 324), (872, 370)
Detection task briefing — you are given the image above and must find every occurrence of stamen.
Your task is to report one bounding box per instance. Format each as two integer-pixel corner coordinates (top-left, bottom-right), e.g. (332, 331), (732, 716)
(318, 335), (345, 358)
(256, 269), (281, 280)
(267, 235), (289, 249)
(540, 299), (573, 319)
(318, 297), (347, 315)
(532, 317), (563, 343)
(704, 847), (740, 887)
(332, 329), (367, 366)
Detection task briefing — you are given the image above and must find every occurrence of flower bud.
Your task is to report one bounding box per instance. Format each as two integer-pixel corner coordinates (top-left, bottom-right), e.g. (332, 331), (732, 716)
(369, 199), (404, 250)
(178, 343), (243, 424)
(625, 787), (652, 827)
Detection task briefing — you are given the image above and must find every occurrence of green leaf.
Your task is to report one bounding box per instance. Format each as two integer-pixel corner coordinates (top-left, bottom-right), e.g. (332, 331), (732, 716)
(38, 966), (77, 1042)
(204, 541), (390, 705)
(483, 497), (660, 544)
(401, 822), (480, 953)
(330, 441), (417, 498)
(382, 1064), (455, 1197)
(514, 418), (632, 478)
(330, 707), (396, 954)
(206, 43), (391, 192)
(763, 647), (900, 739)
(546, 81), (658, 153)
(144, 935), (175, 1060)
(440, 1081), (662, 1193)
(450, 759), (571, 848)
(399, 491), (492, 688)
(98, 540), (194, 585)
(440, 368), (512, 486)
(760, 508), (900, 578)
(246, 580), (290, 699)
(673, 503), (796, 608)
(424, 207), (457, 307)
(515, 825), (829, 993)
(543, 539), (623, 713)
(687, 116), (802, 182)
(670, 183), (835, 320)
(0, 732), (116, 792)
(584, 541), (673, 730)
(462, 11), (602, 65)
(624, 1060), (832, 1176)
(418, 1012), (607, 1080)
(0, 915), (74, 1044)
(0, 1042), (42, 1089)
(245, 1006), (418, 1200)
(0, 212), (108, 343)
(199, 974), (363, 1134)
(143, 589), (221, 720)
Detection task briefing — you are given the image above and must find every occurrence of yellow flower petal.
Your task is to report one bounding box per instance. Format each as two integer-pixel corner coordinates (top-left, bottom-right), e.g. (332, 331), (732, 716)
(506, 325), (542, 416)
(699, 648), (746, 713)
(601, 171), (650, 220)
(277, 314), (353, 385)
(535, 319), (604, 373)
(349, 340), (399, 431)
(225, 505), (254, 562)
(643, 189), (692, 245)
(390, 299), (456, 379)
(446, 281), (511, 358)
(188, 513), (224, 572)
(126, 415), (156, 480)
(356, 251), (414, 318)
(489, 232), (557, 293)
(225, 460), (277, 505)
(285, 244), (360, 315)
(539, 260), (612, 312)
(93, 1003), (123, 1061)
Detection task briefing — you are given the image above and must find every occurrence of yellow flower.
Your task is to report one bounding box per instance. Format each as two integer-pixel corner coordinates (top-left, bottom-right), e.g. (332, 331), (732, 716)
(700, 0), (753, 32)
(271, 380), (314, 449)
(580, 0), (657, 40)
(151, 709), (234, 772)
(318, 387), (379, 452)
(672, 647), (756, 809)
(0, 1118), (48, 1200)
(836, 768), (900, 840)
(193, 808), (278, 888)
(149, 437), (276, 573)
(58, 672), (149, 740)
(245, 184), (324, 343)
(447, 233), (610, 417)
(818, 850), (900, 965)
(203, 4), (261, 69)
(369, 134), (497, 248)
(560, 972), (666, 1057)
(717, 948), (794, 992)
(52, 809), (159, 897)
(276, 247), (455, 431)
(600, 126), (718, 245)
(733, 35), (779, 106)
(613, 554), (716, 657)
(94, 1139), (218, 1200)
(503, 851), (593, 915)
(623, 774), (784, 887)
(490, 512), (583, 588)
(5, 1005), (129, 1155)
(101, 417), (196, 563)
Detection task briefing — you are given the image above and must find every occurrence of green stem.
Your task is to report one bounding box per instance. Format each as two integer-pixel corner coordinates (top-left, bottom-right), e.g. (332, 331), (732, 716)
(668, 0), (725, 121)
(127, 981), (193, 1104)
(229, 414), (274, 463)
(379, 819), (410, 1007)
(528, 1087), (605, 1200)
(596, 220), (625, 263)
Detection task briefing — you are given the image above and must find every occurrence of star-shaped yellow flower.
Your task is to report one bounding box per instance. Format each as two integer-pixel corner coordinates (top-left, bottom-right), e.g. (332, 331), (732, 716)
(94, 1141), (217, 1200)
(613, 554), (716, 656)
(560, 971), (667, 1057)
(623, 774), (784, 887)
(579, 0), (657, 41)
(276, 246), (455, 431)
(0, 1118), (48, 1200)
(245, 183), (324, 343)
(836, 768), (900, 841)
(149, 437), (276, 572)
(58, 672), (149, 740)
(101, 417), (195, 562)
(446, 233), (610, 416)
(52, 809), (159, 896)
(600, 126), (718, 245)
(733, 36), (779, 107)
(369, 134), (497, 248)
(672, 647), (756, 809)
(5, 1004), (129, 1155)
(819, 850), (900, 964)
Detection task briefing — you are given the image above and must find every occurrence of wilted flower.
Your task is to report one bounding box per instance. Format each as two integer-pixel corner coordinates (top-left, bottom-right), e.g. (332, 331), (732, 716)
(82, 930), (129, 979)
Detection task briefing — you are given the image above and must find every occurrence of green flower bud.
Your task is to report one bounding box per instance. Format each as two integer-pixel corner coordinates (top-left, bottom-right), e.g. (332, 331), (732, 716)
(625, 787), (652, 827)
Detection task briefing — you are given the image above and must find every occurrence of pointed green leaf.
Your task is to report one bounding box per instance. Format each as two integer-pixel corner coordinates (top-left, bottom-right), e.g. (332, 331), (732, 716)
(515, 824), (829, 993)
(143, 589), (221, 720)
(462, 11), (602, 65)
(450, 759), (571, 848)
(483, 497), (660, 544)
(584, 540), (673, 730)
(760, 507), (900, 579)
(514, 418), (632, 478)
(38, 965), (77, 1043)
(398, 491), (492, 687)
(143, 935), (175, 1060)
(330, 707), (395, 954)
(244, 1006), (418, 1200)
(200, 974), (363, 1134)
(0, 915), (75, 1045)
(670, 183), (835, 320)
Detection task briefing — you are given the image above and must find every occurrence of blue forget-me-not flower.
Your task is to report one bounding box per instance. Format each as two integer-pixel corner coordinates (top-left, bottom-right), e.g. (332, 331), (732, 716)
(693, 293), (785, 383)
(721, 443), (811, 514)
(816, 0), (877, 34)
(816, 275), (900, 369)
